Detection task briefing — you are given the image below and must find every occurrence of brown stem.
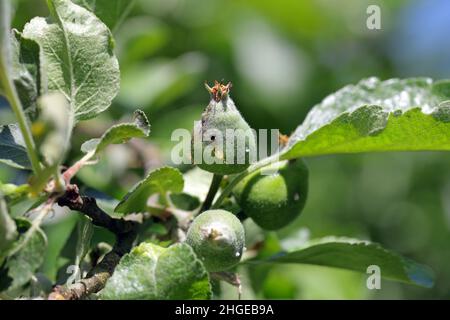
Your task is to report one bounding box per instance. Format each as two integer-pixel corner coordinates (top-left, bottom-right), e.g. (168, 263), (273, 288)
(48, 185), (138, 300)
(56, 184), (135, 234)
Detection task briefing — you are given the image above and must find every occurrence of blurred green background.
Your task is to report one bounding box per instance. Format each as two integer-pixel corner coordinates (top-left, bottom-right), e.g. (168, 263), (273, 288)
(2, 0), (450, 299)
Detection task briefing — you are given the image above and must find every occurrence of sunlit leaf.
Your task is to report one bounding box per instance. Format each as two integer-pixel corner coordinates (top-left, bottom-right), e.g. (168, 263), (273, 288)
(283, 78), (450, 159)
(22, 0), (120, 122)
(100, 242), (211, 300)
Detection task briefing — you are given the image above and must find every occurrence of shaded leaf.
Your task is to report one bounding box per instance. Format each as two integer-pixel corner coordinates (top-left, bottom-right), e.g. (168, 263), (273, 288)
(169, 193), (200, 211)
(283, 78), (450, 159)
(0, 3), (42, 175)
(72, 0), (136, 33)
(100, 242), (211, 300)
(81, 109), (150, 155)
(0, 194), (17, 264)
(115, 167), (184, 214)
(40, 213), (78, 282)
(10, 30), (40, 114)
(22, 0), (120, 122)
(75, 216), (93, 267)
(246, 237), (434, 288)
(246, 233), (282, 294)
(2, 218), (47, 292)
(0, 123), (30, 169)
(0, 2), (33, 170)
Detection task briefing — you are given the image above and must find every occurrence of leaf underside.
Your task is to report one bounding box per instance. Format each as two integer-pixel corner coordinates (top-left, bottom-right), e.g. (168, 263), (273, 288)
(81, 109), (150, 155)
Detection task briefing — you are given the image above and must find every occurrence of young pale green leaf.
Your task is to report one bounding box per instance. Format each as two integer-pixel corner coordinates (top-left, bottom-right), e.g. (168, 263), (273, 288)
(0, 195), (17, 264)
(246, 237), (434, 288)
(81, 110), (150, 155)
(2, 218), (47, 292)
(35, 92), (73, 166)
(0, 183), (29, 198)
(115, 166), (184, 214)
(22, 0), (120, 122)
(72, 0), (136, 33)
(100, 242), (211, 300)
(0, 124), (31, 169)
(282, 78), (450, 160)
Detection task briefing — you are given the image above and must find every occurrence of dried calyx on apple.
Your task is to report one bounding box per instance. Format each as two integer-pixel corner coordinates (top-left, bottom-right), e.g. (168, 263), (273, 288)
(192, 81), (256, 175)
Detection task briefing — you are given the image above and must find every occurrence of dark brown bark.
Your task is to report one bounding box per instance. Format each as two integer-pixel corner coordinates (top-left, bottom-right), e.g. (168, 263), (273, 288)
(48, 185), (138, 300)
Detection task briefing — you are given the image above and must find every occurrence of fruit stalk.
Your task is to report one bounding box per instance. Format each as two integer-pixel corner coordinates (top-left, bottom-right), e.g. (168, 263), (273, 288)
(200, 173), (223, 212)
(211, 153), (280, 209)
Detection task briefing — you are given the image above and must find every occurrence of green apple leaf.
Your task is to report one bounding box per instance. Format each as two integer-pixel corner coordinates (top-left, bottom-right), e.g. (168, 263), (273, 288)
(282, 78), (450, 159)
(22, 0), (120, 122)
(1, 218), (47, 292)
(100, 242), (211, 300)
(115, 166), (183, 214)
(0, 124), (31, 169)
(246, 237), (434, 288)
(81, 109), (150, 155)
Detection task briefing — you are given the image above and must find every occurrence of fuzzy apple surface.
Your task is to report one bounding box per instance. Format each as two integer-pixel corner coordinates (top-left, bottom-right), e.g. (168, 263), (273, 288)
(186, 209), (245, 272)
(233, 160), (309, 230)
(191, 82), (256, 175)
